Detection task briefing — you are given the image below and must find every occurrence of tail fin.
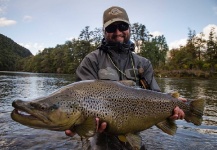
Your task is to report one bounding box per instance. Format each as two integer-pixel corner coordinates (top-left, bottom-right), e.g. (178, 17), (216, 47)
(184, 98), (206, 126)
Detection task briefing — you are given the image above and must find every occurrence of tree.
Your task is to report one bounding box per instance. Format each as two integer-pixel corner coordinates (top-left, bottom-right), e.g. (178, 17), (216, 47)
(152, 35), (169, 66)
(139, 34), (168, 68)
(79, 26), (93, 42)
(0, 34), (32, 71)
(186, 28), (197, 60)
(205, 27), (217, 71)
(140, 41), (160, 68)
(194, 32), (206, 60)
(92, 27), (103, 47)
(131, 23), (150, 52)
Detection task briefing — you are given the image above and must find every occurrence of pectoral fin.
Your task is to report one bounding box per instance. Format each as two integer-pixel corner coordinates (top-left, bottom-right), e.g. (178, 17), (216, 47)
(156, 119), (177, 135)
(74, 117), (96, 138)
(125, 133), (142, 150)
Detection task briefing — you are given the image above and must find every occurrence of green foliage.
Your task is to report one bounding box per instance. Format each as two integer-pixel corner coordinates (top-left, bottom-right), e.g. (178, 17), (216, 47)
(202, 63), (211, 71)
(0, 34), (32, 71)
(17, 31), (98, 74)
(167, 27), (217, 73)
(131, 23), (149, 51)
(194, 59), (204, 70)
(214, 64), (217, 70)
(130, 23), (169, 69)
(140, 41), (159, 67)
(139, 35), (169, 68)
(1, 27), (102, 74)
(2, 24), (217, 76)
(204, 27), (217, 71)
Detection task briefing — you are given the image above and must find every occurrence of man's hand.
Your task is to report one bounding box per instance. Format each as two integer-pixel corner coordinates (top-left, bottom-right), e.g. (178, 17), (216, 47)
(95, 118), (107, 133)
(65, 118), (107, 137)
(170, 97), (187, 120)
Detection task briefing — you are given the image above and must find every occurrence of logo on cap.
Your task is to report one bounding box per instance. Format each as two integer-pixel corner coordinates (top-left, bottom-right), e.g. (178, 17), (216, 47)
(109, 8), (123, 15)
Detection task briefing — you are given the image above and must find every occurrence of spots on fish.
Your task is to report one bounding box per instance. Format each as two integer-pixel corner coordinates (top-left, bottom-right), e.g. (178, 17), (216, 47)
(47, 80), (182, 130)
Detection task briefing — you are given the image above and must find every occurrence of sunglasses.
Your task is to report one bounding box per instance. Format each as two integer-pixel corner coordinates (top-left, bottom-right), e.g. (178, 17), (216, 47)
(105, 22), (129, 33)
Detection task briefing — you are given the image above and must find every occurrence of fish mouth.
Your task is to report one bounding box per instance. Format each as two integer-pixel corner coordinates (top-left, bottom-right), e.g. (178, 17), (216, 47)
(12, 109), (40, 120)
(11, 100), (75, 131)
(11, 100), (49, 127)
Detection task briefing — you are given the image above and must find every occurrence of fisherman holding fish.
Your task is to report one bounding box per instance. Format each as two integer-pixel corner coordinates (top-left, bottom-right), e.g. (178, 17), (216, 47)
(11, 6), (205, 150)
(65, 6), (186, 149)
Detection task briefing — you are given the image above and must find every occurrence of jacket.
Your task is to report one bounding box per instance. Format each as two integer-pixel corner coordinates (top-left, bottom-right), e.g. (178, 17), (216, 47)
(76, 40), (160, 92)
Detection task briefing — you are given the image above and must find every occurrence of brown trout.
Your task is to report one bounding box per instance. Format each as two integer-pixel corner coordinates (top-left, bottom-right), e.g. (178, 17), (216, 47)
(11, 80), (205, 149)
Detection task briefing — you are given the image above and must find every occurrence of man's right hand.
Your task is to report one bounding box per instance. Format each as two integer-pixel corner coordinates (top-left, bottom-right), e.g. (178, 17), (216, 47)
(65, 117), (107, 137)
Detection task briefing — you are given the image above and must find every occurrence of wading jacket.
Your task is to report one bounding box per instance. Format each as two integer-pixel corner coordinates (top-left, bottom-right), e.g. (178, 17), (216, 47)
(76, 40), (161, 92)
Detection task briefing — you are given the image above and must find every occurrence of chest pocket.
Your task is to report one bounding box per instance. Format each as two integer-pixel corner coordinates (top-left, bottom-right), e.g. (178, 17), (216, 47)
(98, 67), (119, 81)
(125, 68), (139, 81)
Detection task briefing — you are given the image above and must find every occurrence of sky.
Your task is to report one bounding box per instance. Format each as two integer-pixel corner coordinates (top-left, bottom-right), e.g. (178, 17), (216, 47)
(0, 0), (217, 55)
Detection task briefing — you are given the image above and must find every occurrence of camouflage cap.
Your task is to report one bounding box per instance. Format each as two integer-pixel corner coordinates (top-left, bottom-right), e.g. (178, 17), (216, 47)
(103, 6), (130, 29)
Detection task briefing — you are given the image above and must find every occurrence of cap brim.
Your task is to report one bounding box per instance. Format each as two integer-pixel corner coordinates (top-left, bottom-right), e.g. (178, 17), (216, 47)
(104, 18), (130, 28)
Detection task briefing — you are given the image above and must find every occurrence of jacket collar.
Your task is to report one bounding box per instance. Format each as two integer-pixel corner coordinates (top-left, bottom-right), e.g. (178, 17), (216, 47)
(98, 38), (135, 54)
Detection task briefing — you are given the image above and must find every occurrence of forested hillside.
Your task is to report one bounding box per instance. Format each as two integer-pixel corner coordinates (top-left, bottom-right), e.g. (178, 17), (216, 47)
(0, 34), (32, 71)
(1, 23), (217, 78)
(17, 24), (169, 74)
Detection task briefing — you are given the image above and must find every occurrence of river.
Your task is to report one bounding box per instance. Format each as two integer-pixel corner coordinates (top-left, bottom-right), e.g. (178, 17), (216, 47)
(0, 71), (216, 150)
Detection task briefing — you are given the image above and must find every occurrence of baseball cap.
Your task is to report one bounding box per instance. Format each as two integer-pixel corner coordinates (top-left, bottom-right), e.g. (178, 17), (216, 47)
(103, 6), (130, 29)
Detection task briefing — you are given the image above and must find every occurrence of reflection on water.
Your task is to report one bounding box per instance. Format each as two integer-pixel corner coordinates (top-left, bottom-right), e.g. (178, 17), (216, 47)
(0, 71), (217, 150)
(0, 71), (75, 113)
(157, 78), (217, 127)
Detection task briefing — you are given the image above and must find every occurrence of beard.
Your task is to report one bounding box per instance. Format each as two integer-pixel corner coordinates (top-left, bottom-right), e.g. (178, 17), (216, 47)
(105, 32), (130, 44)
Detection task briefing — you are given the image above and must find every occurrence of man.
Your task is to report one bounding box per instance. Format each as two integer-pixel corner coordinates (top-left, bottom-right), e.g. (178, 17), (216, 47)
(65, 6), (185, 149)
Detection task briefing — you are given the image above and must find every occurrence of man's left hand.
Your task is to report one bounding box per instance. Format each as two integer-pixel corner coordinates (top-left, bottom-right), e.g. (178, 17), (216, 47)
(170, 97), (187, 120)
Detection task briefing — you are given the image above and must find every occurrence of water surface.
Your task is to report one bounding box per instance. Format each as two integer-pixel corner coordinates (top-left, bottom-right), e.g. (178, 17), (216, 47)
(0, 71), (216, 150)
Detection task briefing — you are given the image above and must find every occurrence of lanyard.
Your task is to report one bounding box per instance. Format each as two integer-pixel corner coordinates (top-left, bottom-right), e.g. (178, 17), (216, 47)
(107, 52), (137, 82)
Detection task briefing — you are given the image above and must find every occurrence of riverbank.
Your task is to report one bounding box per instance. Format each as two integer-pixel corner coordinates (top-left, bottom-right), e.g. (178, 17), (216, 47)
(1, 70), (216, 79)
(155, 69), (217, 79)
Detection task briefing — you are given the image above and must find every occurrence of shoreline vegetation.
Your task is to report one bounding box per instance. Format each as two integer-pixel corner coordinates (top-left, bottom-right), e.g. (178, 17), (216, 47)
(155, 69), (217, 79)
(1, 24), (217, 78)
(0, 70), (216, 79)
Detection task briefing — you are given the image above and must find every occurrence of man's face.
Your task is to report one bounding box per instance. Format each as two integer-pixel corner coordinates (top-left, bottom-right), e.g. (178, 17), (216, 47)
(104, 21), (130, 43)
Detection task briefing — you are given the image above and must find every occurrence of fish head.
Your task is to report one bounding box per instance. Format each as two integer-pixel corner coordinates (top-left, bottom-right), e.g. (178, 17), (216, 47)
(11, 98), (82, 131)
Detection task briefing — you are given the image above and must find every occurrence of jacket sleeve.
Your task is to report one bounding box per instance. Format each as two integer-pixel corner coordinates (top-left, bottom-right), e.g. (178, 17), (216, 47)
(143, 60), (161, 92)
(76, 52), (99, 81)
